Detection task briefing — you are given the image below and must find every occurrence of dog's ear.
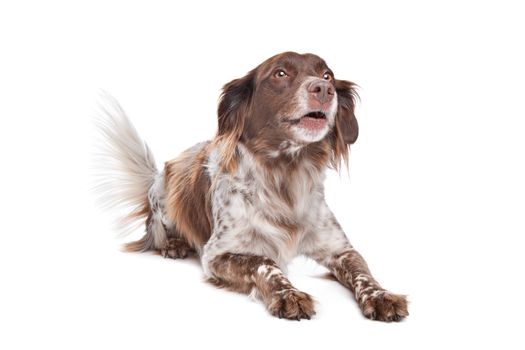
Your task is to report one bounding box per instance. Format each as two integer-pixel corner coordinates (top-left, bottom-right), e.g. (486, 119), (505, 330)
(331, 79), (359, 169)
(216, 70), (255, 172)
(335, 79), (359, 144)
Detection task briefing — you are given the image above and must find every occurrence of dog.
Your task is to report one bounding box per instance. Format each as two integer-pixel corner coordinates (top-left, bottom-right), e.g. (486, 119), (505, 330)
(95, 52), (408, 321)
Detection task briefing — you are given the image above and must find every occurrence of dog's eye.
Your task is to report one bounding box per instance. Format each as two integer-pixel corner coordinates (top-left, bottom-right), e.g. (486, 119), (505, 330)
(323, 72), (333, 81)
(275, 69), (288, 78)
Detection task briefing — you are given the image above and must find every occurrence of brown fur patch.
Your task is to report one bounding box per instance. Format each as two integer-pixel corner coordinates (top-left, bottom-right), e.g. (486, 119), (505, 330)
(267, 289), (315, 320)
(215, 70), (255, 173)
(330, 80), (359, 171)
(123, 232), (154, 252)
(165, 143), (213, 250)
(158, 237), (195, 259)
(362, 292), (409, 322)
(209, 253), (316, 320)
(122, 203), (154, 252)
(327, 249), (408, 322)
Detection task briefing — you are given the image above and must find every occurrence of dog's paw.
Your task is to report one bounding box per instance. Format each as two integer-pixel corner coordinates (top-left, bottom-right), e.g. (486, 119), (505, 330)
(267, 289), (316, 321)
(361, 290), (408, 322)
(159, 238), (194, 259)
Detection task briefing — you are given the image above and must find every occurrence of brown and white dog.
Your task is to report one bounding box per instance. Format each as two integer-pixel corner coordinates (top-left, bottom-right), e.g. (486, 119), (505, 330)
(95, 52), (408, 321)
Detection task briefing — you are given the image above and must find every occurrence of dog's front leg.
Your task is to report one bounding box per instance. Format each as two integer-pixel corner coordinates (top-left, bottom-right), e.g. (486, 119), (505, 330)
(303, 203), (408, 322)
(324, 248), (408, 321)
(207, 253), (316, 320)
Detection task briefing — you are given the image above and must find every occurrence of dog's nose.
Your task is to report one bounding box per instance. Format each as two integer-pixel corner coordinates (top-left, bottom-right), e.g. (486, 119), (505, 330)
(307, 80), (335, 105)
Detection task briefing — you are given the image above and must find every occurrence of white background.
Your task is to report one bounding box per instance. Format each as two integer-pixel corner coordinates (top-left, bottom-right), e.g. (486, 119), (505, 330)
(1, 0), (524, 349)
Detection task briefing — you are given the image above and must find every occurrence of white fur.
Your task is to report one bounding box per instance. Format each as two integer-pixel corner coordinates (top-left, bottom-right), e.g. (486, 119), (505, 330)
(288, 76), (338, 144)
(94, 87), (352, 277)
(147, 172), (168, 248)
(257, 265), (269, 275)
(93, 91), (158, 235)
(201, 141), (351, 277)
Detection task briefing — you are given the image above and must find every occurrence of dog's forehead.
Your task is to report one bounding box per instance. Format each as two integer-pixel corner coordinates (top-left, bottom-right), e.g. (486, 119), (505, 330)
(257, 52), (330, 74)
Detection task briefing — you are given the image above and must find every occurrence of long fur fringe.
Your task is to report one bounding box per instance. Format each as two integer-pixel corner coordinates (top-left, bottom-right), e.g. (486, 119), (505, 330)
(92, 91), (158, 238)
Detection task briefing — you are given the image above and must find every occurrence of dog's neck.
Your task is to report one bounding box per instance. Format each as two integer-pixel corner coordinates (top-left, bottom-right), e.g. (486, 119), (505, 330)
(236, 140), (329, 189)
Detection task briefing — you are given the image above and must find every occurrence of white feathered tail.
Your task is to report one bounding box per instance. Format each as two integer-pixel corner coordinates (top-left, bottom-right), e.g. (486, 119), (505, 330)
(93, 92), (160, 251)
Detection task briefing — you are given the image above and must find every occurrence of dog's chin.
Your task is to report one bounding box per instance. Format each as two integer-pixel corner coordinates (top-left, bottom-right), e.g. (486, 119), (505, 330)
(289, 111), (331, 144)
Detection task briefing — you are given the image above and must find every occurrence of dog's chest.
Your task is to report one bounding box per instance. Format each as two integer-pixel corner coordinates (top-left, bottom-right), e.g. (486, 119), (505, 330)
(246, 164), (318, 216)
(217, 160), (324, 239)
(206, 146), (326, 265)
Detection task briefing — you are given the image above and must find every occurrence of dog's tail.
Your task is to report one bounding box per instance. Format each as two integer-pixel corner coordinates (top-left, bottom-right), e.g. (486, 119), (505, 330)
(93, 92), (162, 252)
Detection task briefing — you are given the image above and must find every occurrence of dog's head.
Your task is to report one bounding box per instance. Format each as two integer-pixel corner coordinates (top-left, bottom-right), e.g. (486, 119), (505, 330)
(217, 52), (358, 171)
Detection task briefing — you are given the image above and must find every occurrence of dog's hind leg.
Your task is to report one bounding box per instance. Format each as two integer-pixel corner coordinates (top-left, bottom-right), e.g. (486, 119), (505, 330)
(150, 172), (195, 259)
(159, 235), (195, 259)
(124, 172), (194, 258)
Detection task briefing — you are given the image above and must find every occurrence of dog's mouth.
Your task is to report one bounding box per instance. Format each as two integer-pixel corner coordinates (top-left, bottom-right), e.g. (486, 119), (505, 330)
(291, 111), (328, 131)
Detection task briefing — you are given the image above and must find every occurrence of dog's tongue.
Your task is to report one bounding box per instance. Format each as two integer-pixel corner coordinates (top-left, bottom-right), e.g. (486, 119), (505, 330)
(299, 116), (327, 130)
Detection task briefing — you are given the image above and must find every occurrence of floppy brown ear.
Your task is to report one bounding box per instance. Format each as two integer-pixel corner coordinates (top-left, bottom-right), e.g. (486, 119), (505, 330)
(335, 79), (359, 144)
(330, 79), (359, 170)
(216, 70), (255, 172)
